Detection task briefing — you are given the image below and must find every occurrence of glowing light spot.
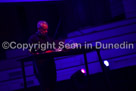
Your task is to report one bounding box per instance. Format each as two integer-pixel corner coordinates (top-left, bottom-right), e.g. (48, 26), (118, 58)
(104, 60), (109, 67)
(81, 69), (86, 74)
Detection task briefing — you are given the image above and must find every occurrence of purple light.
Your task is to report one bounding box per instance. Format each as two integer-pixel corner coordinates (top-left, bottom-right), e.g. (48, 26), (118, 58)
(81, 68), (86, 74)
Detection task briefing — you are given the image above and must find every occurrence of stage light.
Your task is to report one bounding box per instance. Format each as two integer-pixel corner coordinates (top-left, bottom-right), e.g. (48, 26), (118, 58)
(71, 69), (86, 80)
(71, 69), (87, 90)
(103, 60), (109, 67)
(81, 68), (86, 74)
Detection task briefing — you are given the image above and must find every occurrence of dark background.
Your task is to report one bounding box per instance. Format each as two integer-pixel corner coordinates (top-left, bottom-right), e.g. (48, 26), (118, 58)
(0, 0), (125, 59)
(0, 0), (125, 42)
(0, 0), (136, 91)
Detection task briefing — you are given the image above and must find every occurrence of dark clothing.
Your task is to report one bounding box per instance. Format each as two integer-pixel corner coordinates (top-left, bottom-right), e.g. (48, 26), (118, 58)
(28, 32), (54, 54)
(28, 32), (56, 90)
(37, 59), (56, 90)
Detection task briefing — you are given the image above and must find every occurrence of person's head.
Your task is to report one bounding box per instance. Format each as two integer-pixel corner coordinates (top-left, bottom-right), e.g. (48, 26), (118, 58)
(37, 20), (48, 36)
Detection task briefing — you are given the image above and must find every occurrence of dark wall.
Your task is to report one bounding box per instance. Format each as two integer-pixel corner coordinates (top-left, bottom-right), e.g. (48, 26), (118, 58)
(0, 1), (64, 43)
(0, 1), (64, 60)
(0, 0), (125, 44)
(0, 0), (126, 59)
(63, 0), (112, 33)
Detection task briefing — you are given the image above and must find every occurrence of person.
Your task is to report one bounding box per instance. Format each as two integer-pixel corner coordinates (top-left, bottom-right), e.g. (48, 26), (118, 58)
(28, 21), (57, 91)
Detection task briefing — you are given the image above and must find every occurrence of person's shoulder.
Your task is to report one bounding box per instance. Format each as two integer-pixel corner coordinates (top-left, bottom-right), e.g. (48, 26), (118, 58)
(28, 33), (38, 43)
(30, 33), (38, 39)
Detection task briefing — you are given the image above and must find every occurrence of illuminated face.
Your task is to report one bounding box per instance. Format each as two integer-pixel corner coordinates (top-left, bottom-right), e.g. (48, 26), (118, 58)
(38, 21), (48, 36)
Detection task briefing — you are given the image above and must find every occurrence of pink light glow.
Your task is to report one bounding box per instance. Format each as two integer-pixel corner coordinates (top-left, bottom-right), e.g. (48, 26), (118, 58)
(81, 69), (86, 74)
